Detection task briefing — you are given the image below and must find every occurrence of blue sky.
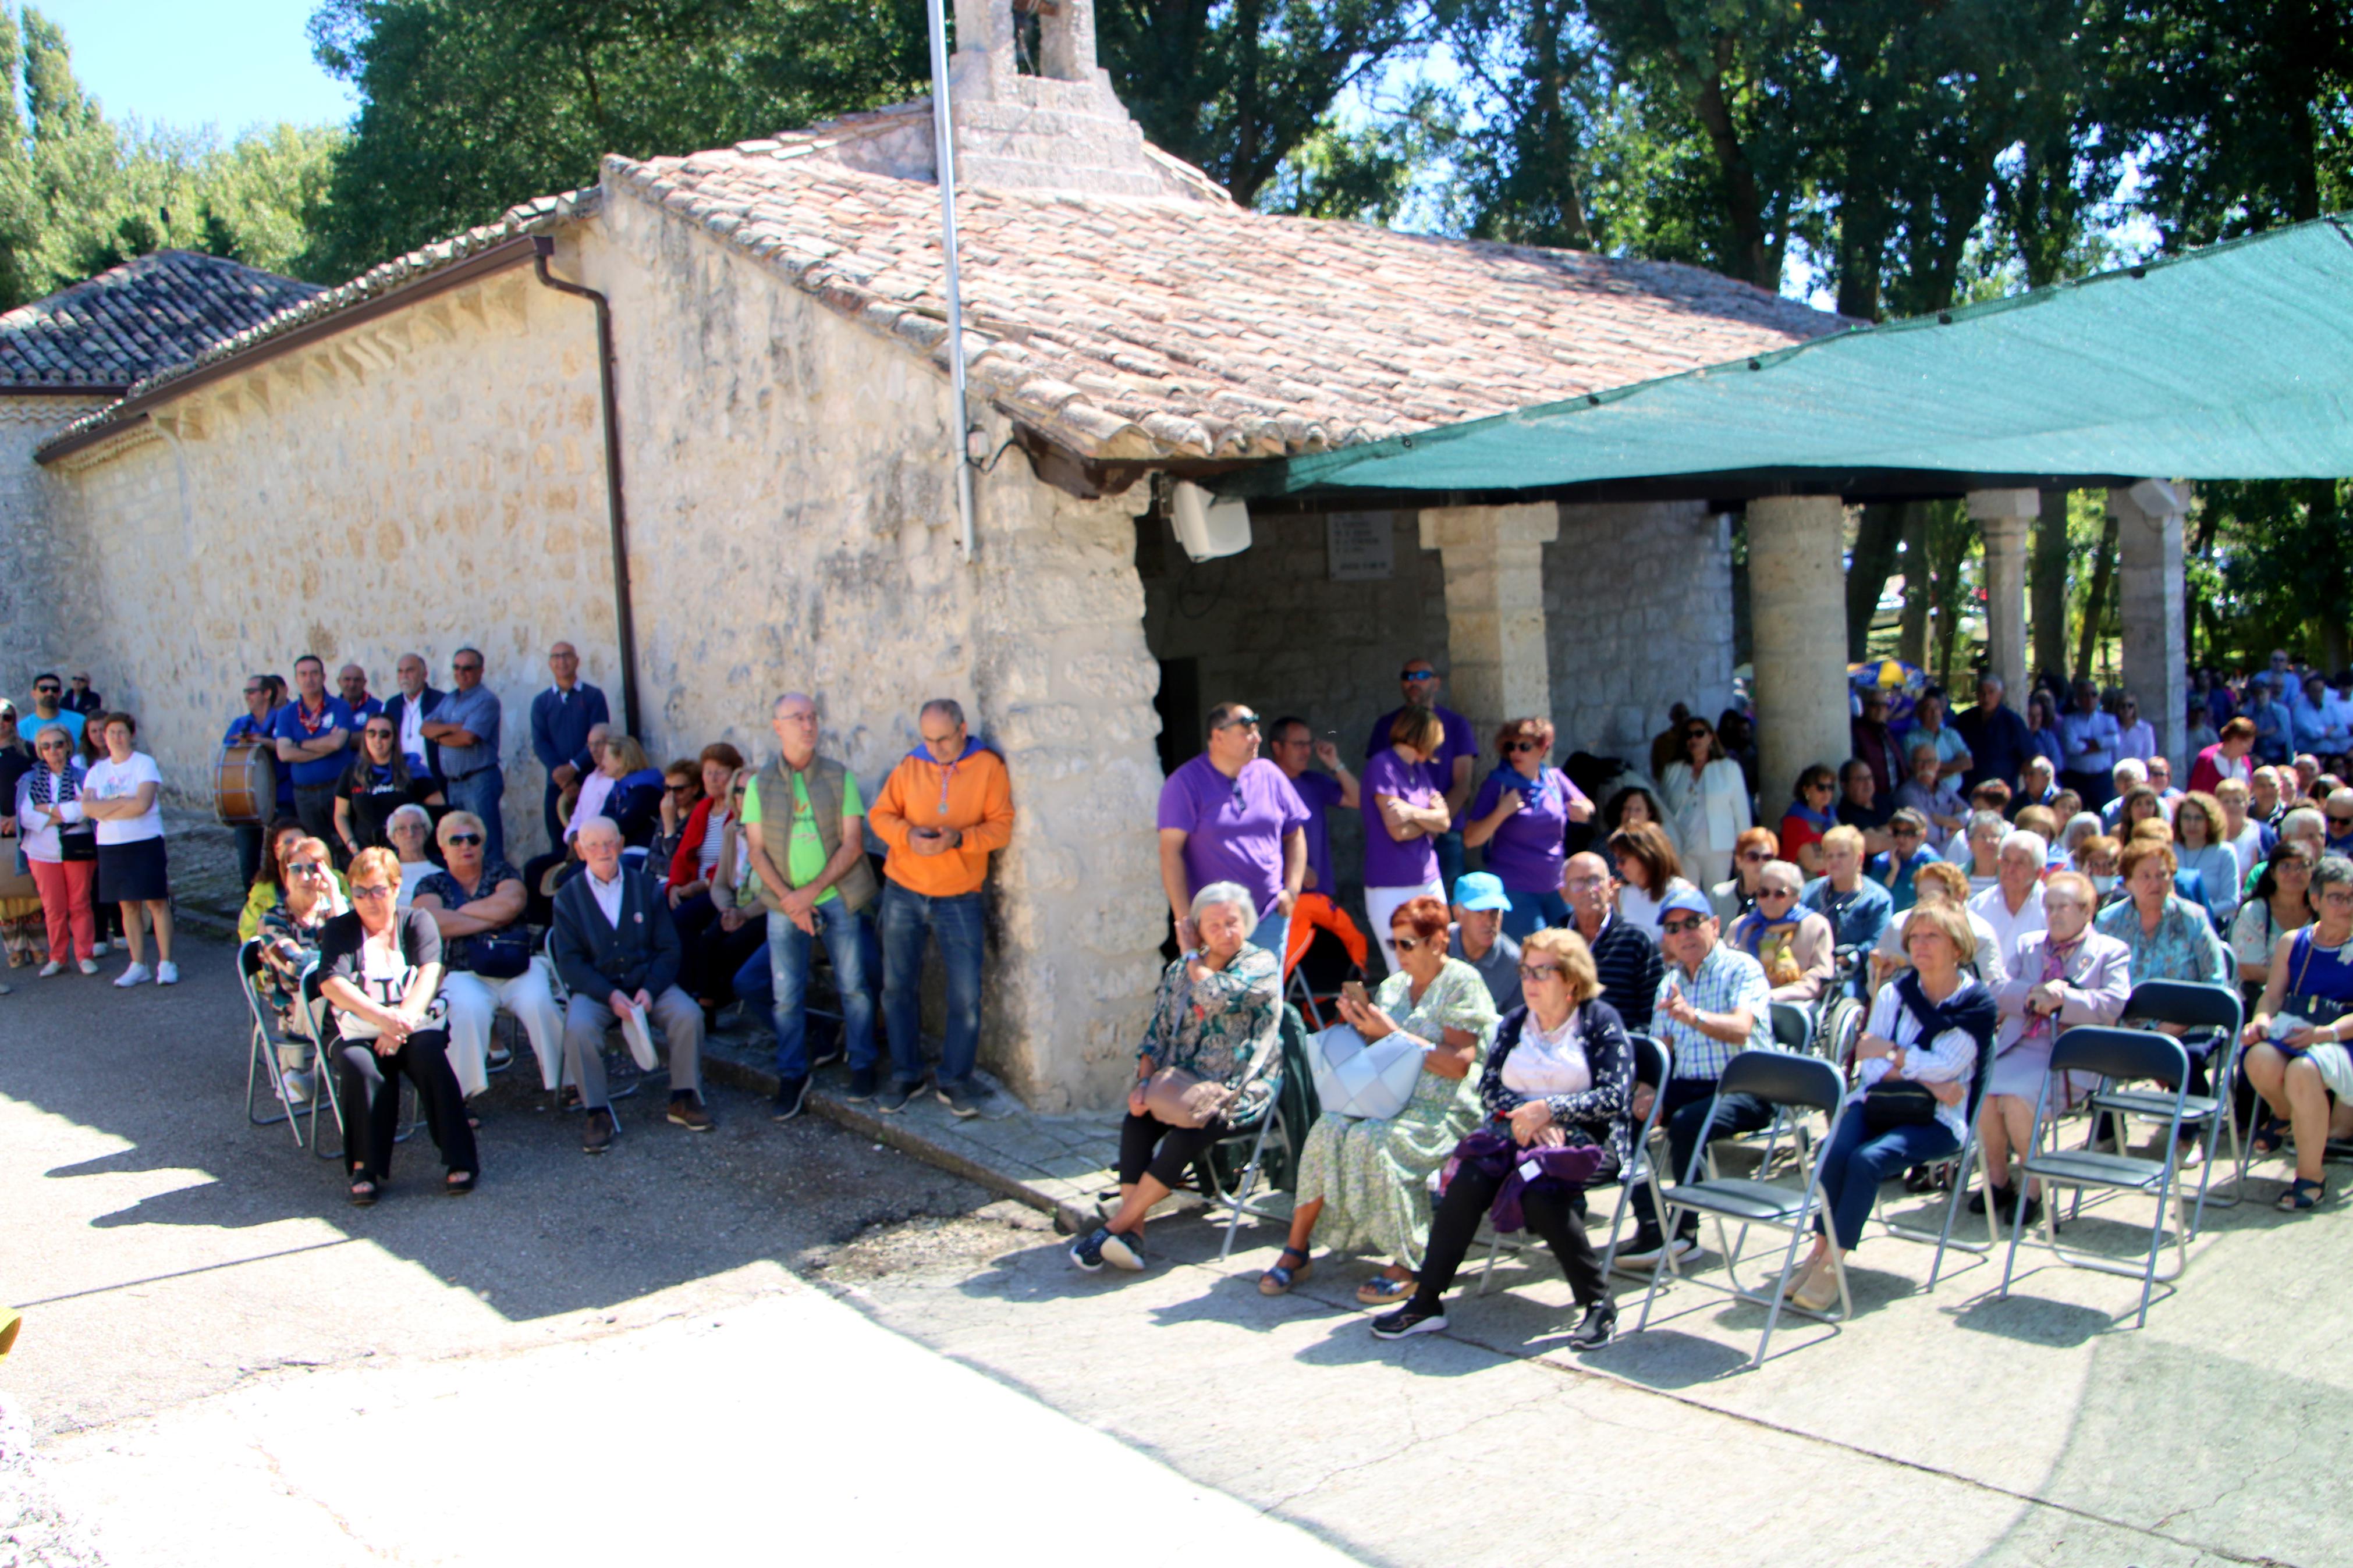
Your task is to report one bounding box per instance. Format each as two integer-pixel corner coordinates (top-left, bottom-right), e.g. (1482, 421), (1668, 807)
(38, 0), (354, 131)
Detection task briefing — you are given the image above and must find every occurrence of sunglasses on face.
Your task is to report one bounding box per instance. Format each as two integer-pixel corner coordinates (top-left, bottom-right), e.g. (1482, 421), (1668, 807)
(454, 662), (481, 674)
(1401, 670), (1436, 682)
(290, 861), (329, 877)
(34, 686), (58, 696)
(36, 740), (67, 751)
(351, 884), (394, 901)
(1738, 850), (1770, 863)
(446, 833), (484, 848)
(1893, 826), (1922, 837)
(665, 783), (694, 794)
(365, 728), (395, 740)
(1216, 714), (1262, 731)
(1509, 739), (1543, 753)
(1659, 915), (1706, 935)
(1393, 936), (1425, 953)
(1759, 887), (1797, 899)
(1517, 962), (1561, 982)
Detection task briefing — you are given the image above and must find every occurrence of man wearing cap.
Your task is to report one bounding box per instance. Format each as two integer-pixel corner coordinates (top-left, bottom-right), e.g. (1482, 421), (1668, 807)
(62, 673), (101, 717)
(1620, 884), (1774, 1268)
(1449, 873), (1521, 1014)
(1561, 851), (1663, 1032)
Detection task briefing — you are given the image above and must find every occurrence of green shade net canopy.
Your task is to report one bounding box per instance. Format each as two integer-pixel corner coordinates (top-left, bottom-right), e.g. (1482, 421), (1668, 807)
(1222, 216), (2353, 502)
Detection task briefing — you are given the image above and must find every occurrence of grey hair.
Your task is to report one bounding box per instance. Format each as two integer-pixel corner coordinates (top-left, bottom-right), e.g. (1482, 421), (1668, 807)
(773, 691), (815, 715)
(574, 813), (622, 844)
(2111, 757), (2148, 785)
(31, 722), (71, 750)
(920, 698), (966, 728)
(2000, 829), (2049, 864)
(388, 804), (433, 834)
(1968, 809), (2007, 839)
(2283, 806), (2327, 843)
(2313, 855), (2353, 901)
(1188, 880), (1259, 937)
(2062, 811), (2102, 850)
(1759, 858), (1804, 893)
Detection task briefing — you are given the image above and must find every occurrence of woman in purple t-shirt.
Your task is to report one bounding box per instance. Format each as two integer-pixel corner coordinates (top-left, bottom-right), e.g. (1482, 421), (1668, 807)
(1464, 717), (1593, 939)
(1362, 709), (1454, 973)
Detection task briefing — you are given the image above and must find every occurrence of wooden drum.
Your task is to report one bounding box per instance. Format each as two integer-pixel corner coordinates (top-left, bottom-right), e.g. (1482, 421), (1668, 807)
(212, 740), (278, 826)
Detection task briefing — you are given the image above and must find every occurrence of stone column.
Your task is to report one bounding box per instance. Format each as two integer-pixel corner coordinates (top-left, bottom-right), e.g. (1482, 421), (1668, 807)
(2113, 479), (2190, 775)
(1968, 488), (2036, 709)
(1748, 496), (1851, 816)
(1418, 503), (1560, 741)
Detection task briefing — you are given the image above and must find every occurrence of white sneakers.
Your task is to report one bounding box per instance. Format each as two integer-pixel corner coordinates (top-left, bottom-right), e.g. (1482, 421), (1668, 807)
(113, 962), (152, 988)
(76, 958), (98, 976)
(91, 941), (108, 958)
(155, 961), (179, 986)
(37, 961), (63, 978)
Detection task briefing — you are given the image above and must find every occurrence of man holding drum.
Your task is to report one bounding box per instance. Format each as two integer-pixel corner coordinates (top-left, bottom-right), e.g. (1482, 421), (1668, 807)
(221, 674), (284, 887)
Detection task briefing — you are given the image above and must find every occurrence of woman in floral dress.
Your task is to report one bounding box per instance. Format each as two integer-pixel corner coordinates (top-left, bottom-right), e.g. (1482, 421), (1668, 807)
(1265, 894), (1500, 1305)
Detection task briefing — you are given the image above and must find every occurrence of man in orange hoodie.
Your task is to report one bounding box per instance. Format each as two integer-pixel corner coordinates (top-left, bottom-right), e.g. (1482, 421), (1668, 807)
(869, 699), (1017, 1117)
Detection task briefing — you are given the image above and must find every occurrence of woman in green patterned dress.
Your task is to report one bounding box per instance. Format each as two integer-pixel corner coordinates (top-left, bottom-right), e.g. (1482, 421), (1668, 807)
(1263, 894), (1500, 1304)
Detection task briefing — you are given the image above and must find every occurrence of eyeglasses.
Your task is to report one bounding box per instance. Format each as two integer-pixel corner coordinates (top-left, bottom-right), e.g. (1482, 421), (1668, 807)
(1892, 825), (1922, 837)
(1564, 874), (1609, 892)
(446, 833), (484, 847)
(1508, 739), (1543, 753)
(1758, 887), (1797, 899)
(453, 661), (482, 674)
(1215, 713), (1262, 731)
(365, 728), (394, 740)
(1517, 962), (1561, 982)
(33, 685), (58, 695)
(1394, 936), (1425, 953)
(1737, 849), (1770, 863)
(243, 685), (265, 696)
(1400, 670), (1437, 682)
(1659, 915), (1706, 935)
(289, 861), (329, 877)
(665, 783), (694, 794)
(350, 884), (394, 901)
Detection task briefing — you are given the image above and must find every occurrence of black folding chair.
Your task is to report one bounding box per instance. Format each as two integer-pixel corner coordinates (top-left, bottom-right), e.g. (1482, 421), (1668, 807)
(1999, 1026), (2191, 1329)
(2104, 979), (2245, 1232)
(239, 939), (322, 1149)
(1633, 1050), (1849, 1368)
(1478, 1033), (1673, 1293)
(1201, 1004), (1312, 1260)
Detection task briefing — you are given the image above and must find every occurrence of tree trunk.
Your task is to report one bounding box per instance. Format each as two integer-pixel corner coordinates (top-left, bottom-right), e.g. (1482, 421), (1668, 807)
(1897, 501), (1929, 666)
(1845, 502), (1901, 662)
(2076, 507), (2118, 683)
(2031, 487), (2071, 685)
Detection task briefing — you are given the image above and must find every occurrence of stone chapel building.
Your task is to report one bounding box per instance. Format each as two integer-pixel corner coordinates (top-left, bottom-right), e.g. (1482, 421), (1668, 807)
(0, 0), (1841, 1110)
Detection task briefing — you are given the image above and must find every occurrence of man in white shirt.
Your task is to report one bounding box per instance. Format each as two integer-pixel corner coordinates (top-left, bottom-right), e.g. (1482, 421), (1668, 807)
(1967, 830), (2048, 979)
(563, 725), (615, 842)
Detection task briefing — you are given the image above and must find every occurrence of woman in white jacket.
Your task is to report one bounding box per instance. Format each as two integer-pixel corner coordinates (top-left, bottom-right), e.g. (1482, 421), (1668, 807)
(1660, 714), (1752, 890)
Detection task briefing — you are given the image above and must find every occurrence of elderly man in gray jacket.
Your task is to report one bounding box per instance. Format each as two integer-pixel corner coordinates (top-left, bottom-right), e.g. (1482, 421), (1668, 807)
(551, 815), (710, 1153)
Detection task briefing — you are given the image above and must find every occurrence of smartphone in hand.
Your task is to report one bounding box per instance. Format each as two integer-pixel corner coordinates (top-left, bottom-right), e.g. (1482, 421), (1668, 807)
(1340, 979), (1371, 1011)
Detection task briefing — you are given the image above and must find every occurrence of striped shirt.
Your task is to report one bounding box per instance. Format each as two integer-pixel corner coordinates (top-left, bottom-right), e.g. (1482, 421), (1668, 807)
(1655, 942), (1773, 1082)
(1581, 913), (1665, 1035)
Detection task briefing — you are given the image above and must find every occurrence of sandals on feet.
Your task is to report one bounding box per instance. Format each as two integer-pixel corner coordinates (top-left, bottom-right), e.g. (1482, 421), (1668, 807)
(1259, 1247), (1312, 1296)
(444, 1171), (477, 1198)
(2277, 1176), (2325, 1213)
(1356, 1274), (1415, 1306)
(2252, 1118), (2285, 1158)
(347, 1179), (379, 1207)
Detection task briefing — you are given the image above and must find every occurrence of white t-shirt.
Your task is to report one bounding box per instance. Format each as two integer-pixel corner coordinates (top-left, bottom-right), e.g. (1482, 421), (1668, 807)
(1500, 1008), (1593, 1097)
(83, 752), (164, 845)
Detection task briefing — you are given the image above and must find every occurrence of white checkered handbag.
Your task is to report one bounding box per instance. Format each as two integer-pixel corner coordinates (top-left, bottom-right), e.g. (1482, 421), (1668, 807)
(1309, 1023), (1427, 1121)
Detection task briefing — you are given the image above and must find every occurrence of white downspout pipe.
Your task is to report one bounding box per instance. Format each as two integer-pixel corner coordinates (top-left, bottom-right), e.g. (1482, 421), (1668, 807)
(926, 0), (979, 562)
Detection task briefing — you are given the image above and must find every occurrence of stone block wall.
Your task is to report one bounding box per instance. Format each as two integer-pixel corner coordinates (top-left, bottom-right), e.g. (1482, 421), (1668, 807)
(587, 189), (1167, 1111)
(0, 395), (115, 692)
(1135, 507), (1450, 911)
(1545, 500), (1737, 774)
(42, 272), (620, 841)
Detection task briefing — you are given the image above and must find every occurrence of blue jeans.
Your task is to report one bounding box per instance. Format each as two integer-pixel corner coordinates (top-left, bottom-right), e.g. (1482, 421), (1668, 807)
(879, 881), (986, 1090)
(1501, 887), (1570, 940)
(444, 767), (506, 866)
(1815, 1104), (1959, 1250)
(1435, 829), (1465, 896)
(766, 901), (876, 1080)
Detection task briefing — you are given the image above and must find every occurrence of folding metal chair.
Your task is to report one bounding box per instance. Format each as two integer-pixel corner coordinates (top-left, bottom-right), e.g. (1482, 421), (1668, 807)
(300, 966), (418, 1162)
(1633, 1049), (1849, 1369)
(540, 928), (644, 1111)
(239, 939), (322, 1148)
(1999, 1026), (2191, 1329)
(2103, 979), (2245, 1232)
(1873, 1021), (2000, 1286)
(1478, 1033), (1672, 1293)
(1202, 1005), (1314, 1260)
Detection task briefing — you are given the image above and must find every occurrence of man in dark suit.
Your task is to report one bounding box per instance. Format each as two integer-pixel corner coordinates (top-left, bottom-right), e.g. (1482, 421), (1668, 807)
(381, 652), (444, 785)
(550, 815), (709, 1152)
(530, 641), (610, 847)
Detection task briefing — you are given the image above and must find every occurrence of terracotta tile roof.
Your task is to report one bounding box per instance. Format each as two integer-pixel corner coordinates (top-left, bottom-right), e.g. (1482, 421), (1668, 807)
(0, 250), (323, 389)
(610, 114), (1847, 460)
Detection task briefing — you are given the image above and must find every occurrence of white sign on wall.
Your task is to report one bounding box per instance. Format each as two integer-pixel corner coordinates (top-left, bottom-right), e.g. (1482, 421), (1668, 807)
(1327, 511), (1394, 581)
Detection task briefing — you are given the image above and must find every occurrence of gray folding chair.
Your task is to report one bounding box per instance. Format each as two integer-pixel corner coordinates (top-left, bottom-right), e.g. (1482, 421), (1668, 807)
(1204, 1005), (1309, 1260)
(1632, 1049), (1849, 1368)
(1999, 1026), (2191, 1329)
(239, 939), (321, 1148)
(1874, 1020), (2000, 1286)
(2105, 979), (2245, 1232)
(299, 965), (416, 1162)
(1478, 1033), (1672, 1293)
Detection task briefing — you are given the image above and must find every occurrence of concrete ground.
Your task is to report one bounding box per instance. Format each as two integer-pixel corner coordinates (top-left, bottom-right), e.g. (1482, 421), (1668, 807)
(3, 931), (2343, 1566)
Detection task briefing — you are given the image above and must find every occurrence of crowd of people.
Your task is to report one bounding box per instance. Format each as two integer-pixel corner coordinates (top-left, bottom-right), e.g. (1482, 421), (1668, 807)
(6, 646), (2343, 1334)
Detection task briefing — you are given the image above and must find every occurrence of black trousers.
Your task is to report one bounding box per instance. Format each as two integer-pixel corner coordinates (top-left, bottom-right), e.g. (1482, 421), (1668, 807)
(1414, 1155), (1614, 1313)
(294, 784), (340, 865)
(338, 1027), (479, 1183)
(1118, 1110), (1229, 1190)
(1637, 1077), (1774, 1238)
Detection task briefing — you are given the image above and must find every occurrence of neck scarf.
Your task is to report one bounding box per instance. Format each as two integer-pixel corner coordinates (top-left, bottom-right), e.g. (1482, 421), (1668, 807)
(1895, 968), (1998, 1071)
(2015, 933), (2084, 1046)
(28, 761), (78, 808)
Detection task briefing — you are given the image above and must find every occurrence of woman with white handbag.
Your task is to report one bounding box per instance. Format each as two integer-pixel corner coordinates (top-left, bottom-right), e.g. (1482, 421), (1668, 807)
(1261, 895), (1499, 1304)
(1070, 882), (1282, 1275)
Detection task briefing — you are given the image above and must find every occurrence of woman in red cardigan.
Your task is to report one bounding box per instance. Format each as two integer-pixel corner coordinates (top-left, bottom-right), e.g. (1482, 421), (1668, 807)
(665, 742), (757, 1015)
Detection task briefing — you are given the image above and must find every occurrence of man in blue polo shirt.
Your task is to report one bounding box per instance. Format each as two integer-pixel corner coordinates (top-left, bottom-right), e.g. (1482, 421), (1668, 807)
(274, 655), (356, 854)
(1363, 657), (1477, 893)
(424, 646), (506, 865)
(336, 663), (383, 723)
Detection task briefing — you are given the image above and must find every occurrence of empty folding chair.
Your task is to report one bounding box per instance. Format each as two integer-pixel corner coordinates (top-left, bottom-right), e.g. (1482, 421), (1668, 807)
(2104, 979), (2245, 1231)
(1479, 1033), (1672, 1293)
(1999, 1025), (2191, 1329)
(1632, 1049), (1848, 1368)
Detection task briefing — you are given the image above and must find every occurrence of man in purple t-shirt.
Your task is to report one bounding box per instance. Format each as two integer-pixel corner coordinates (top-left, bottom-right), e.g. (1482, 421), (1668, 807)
(1268, 716), (1359, 898)
(1158, 702), (1309, 969)
(1363, 657), (1478, 891)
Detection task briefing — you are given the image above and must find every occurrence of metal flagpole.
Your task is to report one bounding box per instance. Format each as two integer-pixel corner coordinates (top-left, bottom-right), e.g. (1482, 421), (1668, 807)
(926, 0), (979, 563)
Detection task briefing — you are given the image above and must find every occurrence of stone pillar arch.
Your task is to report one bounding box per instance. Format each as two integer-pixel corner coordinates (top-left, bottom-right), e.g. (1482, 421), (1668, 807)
(2113, 479), (2189, 775)
(1968, 488), (2037, 710)
(1748, 496), (1850, 816)
(1418, 502), (1559, 744)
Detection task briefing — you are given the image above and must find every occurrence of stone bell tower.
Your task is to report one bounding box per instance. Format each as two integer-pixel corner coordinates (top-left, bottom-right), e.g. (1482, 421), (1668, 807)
(945, 0), (1195, 197)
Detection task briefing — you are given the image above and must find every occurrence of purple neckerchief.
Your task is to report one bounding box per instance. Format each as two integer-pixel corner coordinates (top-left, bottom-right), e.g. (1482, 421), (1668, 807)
(1440, 1125), (1607, 1235)
(2015, 934), (2084, 1047)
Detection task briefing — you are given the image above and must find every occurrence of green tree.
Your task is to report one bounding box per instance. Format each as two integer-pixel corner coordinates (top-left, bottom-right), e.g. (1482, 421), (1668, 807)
(303, 0), (931, 279)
